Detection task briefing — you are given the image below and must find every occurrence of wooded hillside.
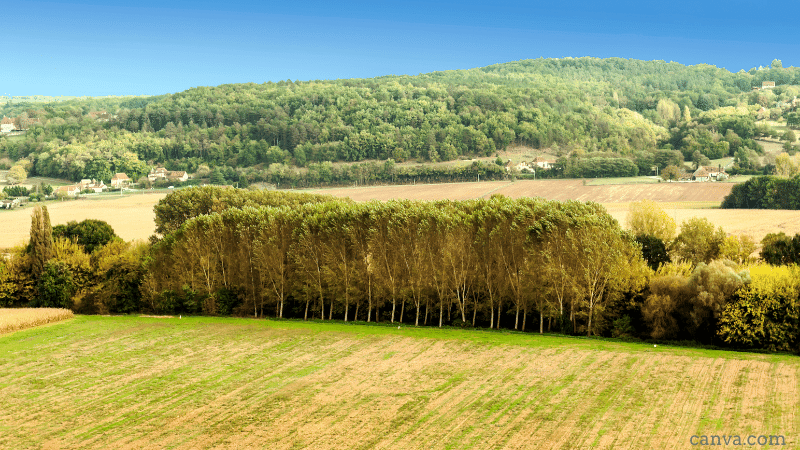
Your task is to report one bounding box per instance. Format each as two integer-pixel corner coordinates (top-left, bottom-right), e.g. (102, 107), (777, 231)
(2, 57), (798, 185)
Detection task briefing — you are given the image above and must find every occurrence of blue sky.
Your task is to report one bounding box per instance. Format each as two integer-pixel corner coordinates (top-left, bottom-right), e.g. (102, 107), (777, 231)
(3, 0), (799, 96)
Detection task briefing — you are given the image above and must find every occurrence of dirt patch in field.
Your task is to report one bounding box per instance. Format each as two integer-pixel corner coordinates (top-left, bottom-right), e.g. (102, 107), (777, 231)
(0, 193), (167, 248)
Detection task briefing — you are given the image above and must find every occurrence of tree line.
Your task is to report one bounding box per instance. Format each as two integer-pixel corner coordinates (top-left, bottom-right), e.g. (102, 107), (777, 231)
(721, 175), (800, 209)
(2, 188), (798, 353)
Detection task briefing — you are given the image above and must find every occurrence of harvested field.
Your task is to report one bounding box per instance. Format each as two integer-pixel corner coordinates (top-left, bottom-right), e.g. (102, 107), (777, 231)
(0, 192), (167, 248)
(307, 180), (800, 242)
(308, 180), (736, 203)
(0, 308), (73, 334)
(604, 204), (800, 242)
(1, 316), (797, 449)
(1, 180), (797, 247)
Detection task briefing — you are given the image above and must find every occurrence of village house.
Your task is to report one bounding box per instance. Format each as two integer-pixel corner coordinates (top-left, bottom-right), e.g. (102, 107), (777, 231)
(692, 165), (727, 182)
(79, 179), (107, 193)
(148, 167), (189, 183)
(110, 172), (131, 188)
(0, 117), (13, 133)
(56, 185), (81, 197)
(514, 161), (535, 173)
(0, 198), (21, 209)
(532, 156), (556, 170)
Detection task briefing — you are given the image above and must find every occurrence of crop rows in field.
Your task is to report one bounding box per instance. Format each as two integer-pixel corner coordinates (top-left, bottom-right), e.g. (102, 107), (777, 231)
(1, 316), (798, 449)
(0, 308), (73, 334)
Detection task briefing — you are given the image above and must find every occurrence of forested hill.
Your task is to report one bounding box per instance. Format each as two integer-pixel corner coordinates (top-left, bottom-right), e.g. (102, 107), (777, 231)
(2, 57), (799, 185)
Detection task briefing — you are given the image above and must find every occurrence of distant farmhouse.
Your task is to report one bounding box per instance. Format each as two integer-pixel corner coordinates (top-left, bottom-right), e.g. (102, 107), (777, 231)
(79, 179), (107, 193)
(505, 157), (557, 174)
(56, 185), (81, 197)
(692, 166), (727, 182)
(0, 117), (14, 133)
(753, 81), (776, 91)
(148, 167), (189, 183)
(110, 173), (131, 188)
(0, 115), (41, 134)
(0, 198), (21, 209)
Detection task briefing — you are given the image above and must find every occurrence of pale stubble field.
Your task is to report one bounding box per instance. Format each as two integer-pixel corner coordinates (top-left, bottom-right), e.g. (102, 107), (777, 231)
(3, 181), (796, 249)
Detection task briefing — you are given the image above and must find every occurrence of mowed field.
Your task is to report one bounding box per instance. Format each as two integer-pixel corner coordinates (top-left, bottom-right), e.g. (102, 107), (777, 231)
(1, 316), (798, 449)
(0, 192), (168, 249)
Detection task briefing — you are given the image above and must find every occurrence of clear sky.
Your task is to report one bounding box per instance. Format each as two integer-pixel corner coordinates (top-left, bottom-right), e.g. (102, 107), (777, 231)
(3, 0), (799, 96)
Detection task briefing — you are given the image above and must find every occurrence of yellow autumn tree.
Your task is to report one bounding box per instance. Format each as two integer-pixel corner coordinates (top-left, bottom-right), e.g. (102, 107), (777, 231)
(626, 200), (677, 243)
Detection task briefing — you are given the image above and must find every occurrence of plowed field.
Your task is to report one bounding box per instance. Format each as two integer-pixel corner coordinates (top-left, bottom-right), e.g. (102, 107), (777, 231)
(2, 316), (797, 449)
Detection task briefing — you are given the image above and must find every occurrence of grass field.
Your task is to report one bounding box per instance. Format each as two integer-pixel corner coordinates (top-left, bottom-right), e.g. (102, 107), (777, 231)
(1, 316), (798, 449)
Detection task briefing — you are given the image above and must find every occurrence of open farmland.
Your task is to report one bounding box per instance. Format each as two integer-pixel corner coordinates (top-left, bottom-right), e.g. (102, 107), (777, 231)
(308, 179), (737, 203)
(2, 180), (800, 248)
(0, 308), (73, 334)
(0, 192), (167, 249)
(1, 316), (797, 449)
(307, 180), (800, 242)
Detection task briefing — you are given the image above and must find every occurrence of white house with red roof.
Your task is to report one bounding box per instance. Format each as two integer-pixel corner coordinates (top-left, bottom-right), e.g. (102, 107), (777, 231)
(0, 117), (14, 133)
(110, 173), (131, 188)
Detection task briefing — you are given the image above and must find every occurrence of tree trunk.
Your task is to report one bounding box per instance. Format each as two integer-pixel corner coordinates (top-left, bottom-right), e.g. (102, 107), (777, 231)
(391, 297), (396, 323)
(490, 304), (495, 329)
(472, 299), (477, 327)
(304, 296), (309, 321)
(415, 306), (420, 326)
(514, 302), (519, 330)
(496, 302), (502, 329)
(367, 278), (372, 322)
(439, 301), (443, 328)
(344, 302), (349, 322)
(540, 312), (544, 334)
(522, 307), (527, 332)
(400, 299), (405, 324)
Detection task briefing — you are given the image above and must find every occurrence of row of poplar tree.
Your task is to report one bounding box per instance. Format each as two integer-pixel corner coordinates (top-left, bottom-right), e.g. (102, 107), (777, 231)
(145, 188), (646, 335)
(3, 186), (799, 352)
